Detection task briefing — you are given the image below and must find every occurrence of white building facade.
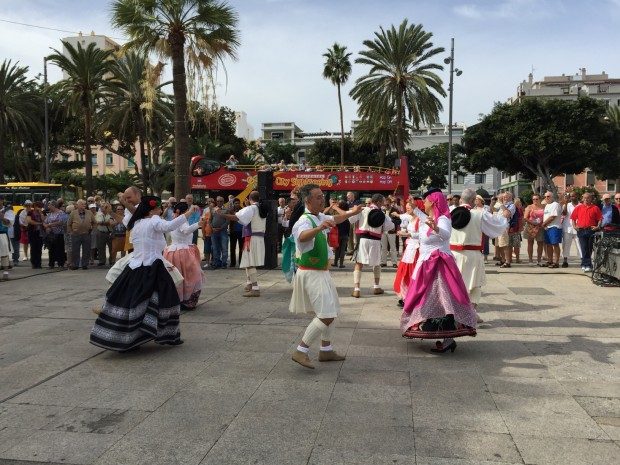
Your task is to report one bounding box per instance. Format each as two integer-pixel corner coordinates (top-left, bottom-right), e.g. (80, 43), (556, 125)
(234, 111), (254, 141)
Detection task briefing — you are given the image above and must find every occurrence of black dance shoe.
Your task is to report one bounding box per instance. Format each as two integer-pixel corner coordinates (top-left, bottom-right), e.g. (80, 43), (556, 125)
(430, 341), (457, 353)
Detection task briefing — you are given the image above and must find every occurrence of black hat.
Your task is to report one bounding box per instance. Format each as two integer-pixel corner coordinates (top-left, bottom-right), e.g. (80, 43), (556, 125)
(422, 187), (442, 199)
(451, 206), (471, 229)
(367, 208), (386, 228)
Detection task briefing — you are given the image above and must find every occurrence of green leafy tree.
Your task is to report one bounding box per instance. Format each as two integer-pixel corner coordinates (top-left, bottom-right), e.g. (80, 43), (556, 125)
(111, 0), (240, 198)
(0, 60), (41, 182)
(462, 98), (620, 197)
(407, 143), (464, 191)
(354, 108), (406, 167)
(350, 20), (446, 158)
(263, 141), (298, 164)
(47, 41), (115, 194)
(323, 43), (352, 166)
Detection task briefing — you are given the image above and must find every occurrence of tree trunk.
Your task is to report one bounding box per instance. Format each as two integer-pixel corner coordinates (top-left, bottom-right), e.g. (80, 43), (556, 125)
(379, 143), (386, 168)
(83, 106), (94, 195)
(0, 132), (5, 183)
(396, 91), (405, 158)
(169, 33), (190, 199)
(337, 82), (345, 166)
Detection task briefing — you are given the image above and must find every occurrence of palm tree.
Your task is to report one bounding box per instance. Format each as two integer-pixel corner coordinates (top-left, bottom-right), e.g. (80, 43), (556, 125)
(101, 52), (173, 191)
(354, 106), (409, 167)
(111, 0), (240, 198)
(350, 20), (446, 158)
(47, 41), (115, 194)
(0, 60), (41, 182)
(323, 43), (352, 166)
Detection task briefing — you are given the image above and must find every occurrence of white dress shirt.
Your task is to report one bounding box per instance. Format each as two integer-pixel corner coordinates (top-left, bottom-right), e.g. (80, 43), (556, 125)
(129, 215), (188, 269)
(166, 220), (202, 251)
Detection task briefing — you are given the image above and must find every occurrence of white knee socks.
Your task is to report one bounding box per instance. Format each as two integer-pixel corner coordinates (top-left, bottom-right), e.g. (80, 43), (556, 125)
(301, 317), (327, 346)
(353, 269), (361, 289)
(246, 267), (258, 289)
(321, 320), (335, 343)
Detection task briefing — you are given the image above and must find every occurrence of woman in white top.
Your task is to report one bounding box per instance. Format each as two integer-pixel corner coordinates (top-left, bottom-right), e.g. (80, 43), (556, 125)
(90, 196), (197, 352)
(393, 199), (424, 307)
(163, 202), (205, 309)
(400, 189), (478, 354)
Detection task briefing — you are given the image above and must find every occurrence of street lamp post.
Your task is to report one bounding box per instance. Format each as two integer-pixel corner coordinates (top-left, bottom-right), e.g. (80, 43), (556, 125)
(444, 38), (462, 195)
(43, 57), (50, 183)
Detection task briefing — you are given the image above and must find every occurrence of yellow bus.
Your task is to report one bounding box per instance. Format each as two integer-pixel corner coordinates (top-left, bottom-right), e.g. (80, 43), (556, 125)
(0, 182), (81, 212)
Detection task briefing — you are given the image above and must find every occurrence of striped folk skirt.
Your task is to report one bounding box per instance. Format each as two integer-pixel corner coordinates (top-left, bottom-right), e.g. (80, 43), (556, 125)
(90, 259), (182, 352)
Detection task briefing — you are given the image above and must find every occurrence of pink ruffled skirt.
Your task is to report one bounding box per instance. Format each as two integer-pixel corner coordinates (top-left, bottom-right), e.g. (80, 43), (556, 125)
(163, 245), (204, 309)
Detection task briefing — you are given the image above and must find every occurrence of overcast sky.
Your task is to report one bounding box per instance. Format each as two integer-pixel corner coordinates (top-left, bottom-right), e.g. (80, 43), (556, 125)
(1, 0), (619, 134)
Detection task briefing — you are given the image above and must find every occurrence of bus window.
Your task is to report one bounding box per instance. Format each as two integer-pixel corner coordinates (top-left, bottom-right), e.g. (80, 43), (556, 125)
(33, 193), (50, 203)
(14, 193), (31, 206)
(191, 158), (221, 177)
(0, 192), (14, 205)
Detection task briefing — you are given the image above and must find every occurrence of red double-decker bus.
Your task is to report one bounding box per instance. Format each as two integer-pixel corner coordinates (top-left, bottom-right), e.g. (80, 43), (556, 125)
(189, 156), (410, 202)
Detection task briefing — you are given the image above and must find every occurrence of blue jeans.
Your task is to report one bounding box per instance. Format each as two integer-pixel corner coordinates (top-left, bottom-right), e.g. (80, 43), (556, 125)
(577, 229), (595, 268)
(211, 229), (229, 267)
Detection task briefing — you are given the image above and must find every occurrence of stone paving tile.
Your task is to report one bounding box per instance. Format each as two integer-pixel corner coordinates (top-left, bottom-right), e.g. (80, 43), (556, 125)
(513, 435), (620, 465)
(200, 416), (320, 465)
(313, 424), (414, 457)
(40, 407), (150, 435)
(0, 404), (73, 430)
(307, 449), (416, 465)
(0, 427), (35, 454)
(0, 429), (122, 464)
(492, 393), (608, 439)
(414, 429), (522, 463)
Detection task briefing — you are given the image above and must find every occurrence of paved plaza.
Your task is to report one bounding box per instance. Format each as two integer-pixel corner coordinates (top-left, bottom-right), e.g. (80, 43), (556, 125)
(0, 261), (618, 465)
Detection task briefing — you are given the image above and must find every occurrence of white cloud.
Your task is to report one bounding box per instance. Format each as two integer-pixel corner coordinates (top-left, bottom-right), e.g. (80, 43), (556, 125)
(453, 0), (563, 21)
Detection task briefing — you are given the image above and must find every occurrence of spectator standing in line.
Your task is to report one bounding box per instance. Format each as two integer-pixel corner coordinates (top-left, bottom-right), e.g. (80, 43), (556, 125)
(109, 204), (127, 265)
(380, 200), (398, 268)
(345, 191), (361, 255)
(229, 198), (244, 268)
(68, 199), (96, 270)
(161, 197), (177, 245)
(201, 198), (215, 267)
(43, 200), (67, 269)
(88, 203), (98, 265)
(0, 198), (13, 280)
(277, 197), (286, 252)
(474, 195), (490, 261)
(185, 194), (201, 244)
(95, 203), (113, 266)
(523, 194), (545, 266)
(64, 204), (75, 269)
(561, 192), (581, 267)
(512, 197), (525, 263)
(542, 191), (563, 268)
(210, 196), (231, 269)
(26, 201), (45, 269)
(0, 197), (17, 267)
(600, 193), (616, 227)
(19, 200), (31, 262)
(495, 193), (516, 268)
(570, 192), (602, 272)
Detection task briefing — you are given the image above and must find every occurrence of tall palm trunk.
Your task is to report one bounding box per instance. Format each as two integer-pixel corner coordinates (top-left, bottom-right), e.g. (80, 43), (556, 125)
(395, 91), (405, 158)
(83, 105), (94, 195)
(170, 33), (190, 199)
(0, 132), (5, 183)
(337, 82), (345, 166)
(379, 142), (387, 168)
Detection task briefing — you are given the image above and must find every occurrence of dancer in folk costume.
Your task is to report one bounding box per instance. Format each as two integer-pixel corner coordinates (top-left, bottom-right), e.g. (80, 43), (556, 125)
(290, 184), (362, 369)
(393, 198), (425, 307)
(449, 188), (509, 323)
(216, 190), (268, 297)
(90, 197), (198, 352)
(348, 194), (394, 298)
(401, 188), (478, 354)
(163, 202), (205, 309)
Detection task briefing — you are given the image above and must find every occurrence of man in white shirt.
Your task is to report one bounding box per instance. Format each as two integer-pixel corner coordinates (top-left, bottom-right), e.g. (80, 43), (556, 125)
(290, 183), (361, 369)
(542, 191), (563, 268)
(277, 197), (286, 252)
(561, 191), (581, 268)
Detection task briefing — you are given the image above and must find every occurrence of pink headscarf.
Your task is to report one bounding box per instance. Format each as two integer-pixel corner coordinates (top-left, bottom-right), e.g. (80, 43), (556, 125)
(425, 191), (451, 236)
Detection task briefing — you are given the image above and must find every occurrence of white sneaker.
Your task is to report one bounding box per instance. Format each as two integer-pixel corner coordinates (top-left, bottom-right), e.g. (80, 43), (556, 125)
(584, 267), (592, 273)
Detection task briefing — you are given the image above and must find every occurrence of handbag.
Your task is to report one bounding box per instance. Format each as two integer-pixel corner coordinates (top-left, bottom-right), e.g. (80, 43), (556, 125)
(328, 226), (339, 248)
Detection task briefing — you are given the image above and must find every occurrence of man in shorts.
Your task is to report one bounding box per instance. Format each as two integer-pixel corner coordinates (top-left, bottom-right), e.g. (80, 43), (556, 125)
(542, 191), (563, 268)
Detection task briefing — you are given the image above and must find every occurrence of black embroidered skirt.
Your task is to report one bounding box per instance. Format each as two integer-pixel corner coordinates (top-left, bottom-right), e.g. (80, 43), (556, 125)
(90, 259), (182, 351)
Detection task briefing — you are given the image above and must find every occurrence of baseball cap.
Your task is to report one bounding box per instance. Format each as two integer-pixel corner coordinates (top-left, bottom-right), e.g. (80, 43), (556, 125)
(602, 193), (611, 200)
(88, 203), (97, 209)
(24, 200), (33, 205)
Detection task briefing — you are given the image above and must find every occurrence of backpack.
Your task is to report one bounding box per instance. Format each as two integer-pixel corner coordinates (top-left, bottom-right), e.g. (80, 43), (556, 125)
(508, 208), (521, 233)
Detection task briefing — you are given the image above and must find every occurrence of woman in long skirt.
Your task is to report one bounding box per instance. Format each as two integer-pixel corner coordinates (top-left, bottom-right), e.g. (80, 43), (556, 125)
(90, 197), (198, 352)
(163, 202), (205, 309)
(393, 199), (424, 307)
(401, 189), (478, 354)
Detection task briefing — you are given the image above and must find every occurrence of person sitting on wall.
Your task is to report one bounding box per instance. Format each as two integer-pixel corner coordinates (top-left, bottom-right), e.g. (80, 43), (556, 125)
(226, 155), (238, 170)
